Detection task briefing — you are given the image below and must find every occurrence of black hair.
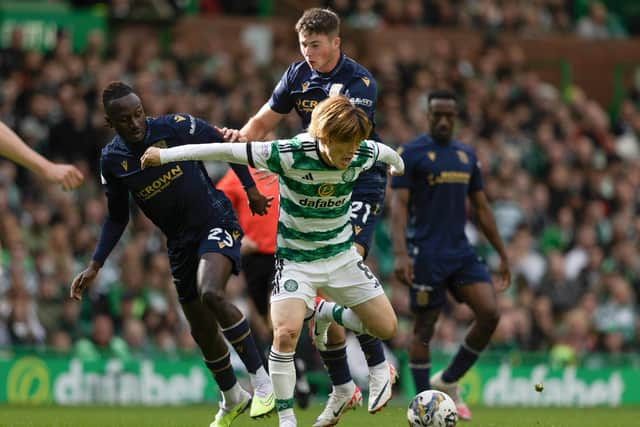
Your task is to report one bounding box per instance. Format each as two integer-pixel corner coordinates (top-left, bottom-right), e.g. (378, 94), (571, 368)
(102, 81), (134, 111)
(427, 90), (457, 105)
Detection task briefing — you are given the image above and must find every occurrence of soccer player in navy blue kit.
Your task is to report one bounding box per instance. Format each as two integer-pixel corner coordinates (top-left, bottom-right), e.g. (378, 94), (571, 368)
(69, 82), (275, 427)
(218, 8), (396, 426)
(390, 91), (511, 421)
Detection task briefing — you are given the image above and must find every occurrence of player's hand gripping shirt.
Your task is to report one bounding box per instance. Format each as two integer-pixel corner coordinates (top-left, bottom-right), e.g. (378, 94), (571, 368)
(247, 133), (380, 262)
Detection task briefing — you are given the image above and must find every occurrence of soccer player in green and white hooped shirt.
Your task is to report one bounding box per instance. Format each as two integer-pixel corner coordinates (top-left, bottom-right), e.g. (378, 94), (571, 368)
(220, 9), (396, 424)
(140, 96), (403, 427)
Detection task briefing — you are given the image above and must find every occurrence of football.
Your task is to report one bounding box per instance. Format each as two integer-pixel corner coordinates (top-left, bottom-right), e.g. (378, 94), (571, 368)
(407, 390), (458, 427)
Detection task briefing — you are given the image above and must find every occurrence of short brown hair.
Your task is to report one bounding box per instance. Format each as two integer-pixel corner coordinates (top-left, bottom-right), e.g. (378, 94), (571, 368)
(308, 96), (371, 145)
(295, 8), (340, 36)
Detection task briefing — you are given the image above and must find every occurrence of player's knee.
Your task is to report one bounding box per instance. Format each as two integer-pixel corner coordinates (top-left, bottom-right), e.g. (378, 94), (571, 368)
(414, 323), (436, 345)
(372, 316), (397, 341)
(200, 287), (226, 310)
(381, 323), (397, 341)
(273, 325), (300, 352)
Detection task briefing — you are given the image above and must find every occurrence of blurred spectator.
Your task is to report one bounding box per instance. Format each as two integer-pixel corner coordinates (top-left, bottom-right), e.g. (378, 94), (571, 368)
(538, 251), (586, 314)
(576, 1), (627, 39)
(594, 274), (636, 346)
(6, 288), (45, 346)
(0, 29), (24, 78)
(122, 318), (152, 356)
(49, 329), (73, 354)
(348, 0), (382, 29)
(74, 314), (130, 361)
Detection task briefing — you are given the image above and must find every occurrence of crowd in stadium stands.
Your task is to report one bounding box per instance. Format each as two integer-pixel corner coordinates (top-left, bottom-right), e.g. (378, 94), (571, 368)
(321, 0), (627, 38)
(72, 0), (630, 38)
(0, 5), (639, 368)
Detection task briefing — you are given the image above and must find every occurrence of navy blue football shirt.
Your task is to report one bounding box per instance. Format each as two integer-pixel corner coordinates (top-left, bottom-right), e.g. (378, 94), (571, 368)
(93, 114), (252, 263)
(391, 134), (483, 258)
(269, 53), (385, 194)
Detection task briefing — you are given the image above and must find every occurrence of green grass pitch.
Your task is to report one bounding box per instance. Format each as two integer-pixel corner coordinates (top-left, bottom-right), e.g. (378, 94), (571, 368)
(1, 403), (638, 427)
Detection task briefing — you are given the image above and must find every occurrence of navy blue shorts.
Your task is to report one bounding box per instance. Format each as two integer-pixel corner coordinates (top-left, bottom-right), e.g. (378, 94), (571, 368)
(169, 224), (243, 303)
(350, 191), (385, 259)
(409, 251), (491, 312)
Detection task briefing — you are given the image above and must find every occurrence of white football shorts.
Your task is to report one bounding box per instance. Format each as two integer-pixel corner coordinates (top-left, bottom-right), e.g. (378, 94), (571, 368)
(271, 246), (385, 312)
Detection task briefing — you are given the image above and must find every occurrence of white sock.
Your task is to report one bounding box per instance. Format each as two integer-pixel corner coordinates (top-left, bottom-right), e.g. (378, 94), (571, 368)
(279, 412), (297, 426)
(268, 348), (296, 420)
(249, 366), (271, 396)
(221, 382), (246, 409)
(321, 301), (365, 334)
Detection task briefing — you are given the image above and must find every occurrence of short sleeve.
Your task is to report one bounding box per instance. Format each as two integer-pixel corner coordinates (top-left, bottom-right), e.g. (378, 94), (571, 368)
(169, 114), (221, 145)
(99, 153), (129, 222)
(268, 66), (295, 114)
(468, 152), (483, 193)
(347, 75), (378, 125)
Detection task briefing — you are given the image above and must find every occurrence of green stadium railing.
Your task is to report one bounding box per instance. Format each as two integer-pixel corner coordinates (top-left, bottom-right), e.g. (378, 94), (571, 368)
(610, 62), (639, 120)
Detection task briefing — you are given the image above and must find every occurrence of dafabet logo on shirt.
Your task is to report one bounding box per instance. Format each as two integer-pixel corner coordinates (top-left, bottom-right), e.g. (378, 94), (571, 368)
(299, 197), (347, 209)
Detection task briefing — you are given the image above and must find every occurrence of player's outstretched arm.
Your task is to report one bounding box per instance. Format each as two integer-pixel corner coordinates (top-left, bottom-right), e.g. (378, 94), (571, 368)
(141, 143), (274, 215)
(141, 143), (251, 168)
(0, 120), (84, 190)
(375, 142), (405, 176)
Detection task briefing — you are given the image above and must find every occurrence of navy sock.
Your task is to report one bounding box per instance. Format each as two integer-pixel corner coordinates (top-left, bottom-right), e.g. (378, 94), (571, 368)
(409, 358), (431, 392)
(205, 352), (237, 391)
(442, 343), (479, 383)
(357, 334), (386, 367)
(222, 317), (263, 374)
(319, 344), (352, 386)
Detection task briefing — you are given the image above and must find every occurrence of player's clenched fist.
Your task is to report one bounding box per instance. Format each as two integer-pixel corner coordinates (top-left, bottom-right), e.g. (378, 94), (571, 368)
(141, 147), (161, 169)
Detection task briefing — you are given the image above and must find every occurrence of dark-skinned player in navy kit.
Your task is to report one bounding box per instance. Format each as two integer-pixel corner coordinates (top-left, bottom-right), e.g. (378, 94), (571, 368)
(70, 82), (276, 427)
(390, 90), (511, 421)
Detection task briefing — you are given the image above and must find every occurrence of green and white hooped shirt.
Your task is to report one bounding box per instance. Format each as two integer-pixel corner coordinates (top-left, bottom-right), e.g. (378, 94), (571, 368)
(247, 133), (378, 263)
